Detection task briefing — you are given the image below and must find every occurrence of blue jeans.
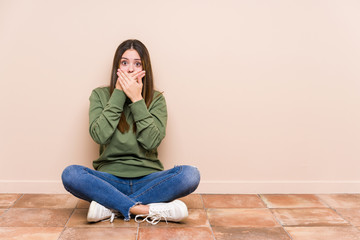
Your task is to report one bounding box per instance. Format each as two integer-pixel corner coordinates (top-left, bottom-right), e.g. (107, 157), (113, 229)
(61, 165), (200, 220)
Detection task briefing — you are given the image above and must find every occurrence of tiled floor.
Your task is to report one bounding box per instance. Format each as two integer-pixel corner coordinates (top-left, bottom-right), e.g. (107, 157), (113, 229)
(0, 194), (360, 239)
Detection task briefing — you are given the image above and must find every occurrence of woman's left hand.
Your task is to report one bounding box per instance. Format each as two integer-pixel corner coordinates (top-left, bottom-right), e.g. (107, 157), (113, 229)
(117, 69), (145, 102)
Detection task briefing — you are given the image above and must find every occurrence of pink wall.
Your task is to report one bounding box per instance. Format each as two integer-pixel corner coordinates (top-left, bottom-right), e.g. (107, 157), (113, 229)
(1, 0), (359, 193)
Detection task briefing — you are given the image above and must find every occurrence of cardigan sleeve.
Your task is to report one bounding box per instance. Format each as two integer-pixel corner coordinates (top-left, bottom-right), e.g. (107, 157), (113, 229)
(89, 88), (127, 144)
(129, 93), (167, 150)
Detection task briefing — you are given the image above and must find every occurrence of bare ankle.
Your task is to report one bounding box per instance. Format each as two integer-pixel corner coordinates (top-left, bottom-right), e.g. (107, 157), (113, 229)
(130, 204), (149, 215)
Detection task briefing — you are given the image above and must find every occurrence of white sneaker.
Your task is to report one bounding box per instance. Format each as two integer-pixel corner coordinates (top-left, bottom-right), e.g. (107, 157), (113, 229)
(135, 200), (188, 225)
(87, 201), (117, 223)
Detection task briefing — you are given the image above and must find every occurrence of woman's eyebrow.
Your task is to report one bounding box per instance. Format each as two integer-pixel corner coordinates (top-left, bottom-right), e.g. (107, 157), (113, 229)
(121, 57), (141, 60)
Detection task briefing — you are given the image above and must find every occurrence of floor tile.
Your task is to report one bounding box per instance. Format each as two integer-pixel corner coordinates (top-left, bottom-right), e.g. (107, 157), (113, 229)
(138, 227), (214, 240)
(0, 209), (7, 216)
(272, 208), (349, 226)
(13, 194), (78, 209)
(66, 209), (137, 228)
(59, 227), (137, 240)
(178, 194), (203, 209)
(139, 209), (209, 228)
(202, 194), (265, 208)
(336, 208), (360, 226)
(2, 193), (359, 240)
(0, 194), (22, 208)
(212, 227), (291, 240)
(207, 208), (279, 228)
(0, 208), (73, 227)
(76, 199), (90, 209)
(261, 194), (326, 208)
(317, 194), (360, 208)
(285, 226), (360, 240)
(0, 227), (63, 240)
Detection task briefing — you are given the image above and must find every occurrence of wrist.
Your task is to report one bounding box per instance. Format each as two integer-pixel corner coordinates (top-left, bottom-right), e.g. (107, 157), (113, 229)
(131, 96), (143, 103)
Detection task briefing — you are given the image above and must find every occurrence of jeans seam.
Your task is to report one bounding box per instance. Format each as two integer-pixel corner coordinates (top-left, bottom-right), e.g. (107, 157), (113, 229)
(82, 168), (136, 218)
(131, 166), (183, 200)
(84, 167), (128, 185)
(133, 176), (159, 185)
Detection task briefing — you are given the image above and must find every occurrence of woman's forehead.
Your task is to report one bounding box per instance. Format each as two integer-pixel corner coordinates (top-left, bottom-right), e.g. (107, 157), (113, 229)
(122, 49), (140, 60)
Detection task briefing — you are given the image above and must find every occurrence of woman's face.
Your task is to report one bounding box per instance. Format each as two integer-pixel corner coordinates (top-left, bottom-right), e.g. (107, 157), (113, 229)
(119, 49), (143, 73)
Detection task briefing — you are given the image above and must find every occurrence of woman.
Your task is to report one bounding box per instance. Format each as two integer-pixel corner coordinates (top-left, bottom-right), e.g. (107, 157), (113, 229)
(61, 39), (200, 224)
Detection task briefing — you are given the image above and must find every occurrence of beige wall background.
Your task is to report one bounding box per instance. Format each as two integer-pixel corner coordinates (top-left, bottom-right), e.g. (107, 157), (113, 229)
(1, 0), (359, 194)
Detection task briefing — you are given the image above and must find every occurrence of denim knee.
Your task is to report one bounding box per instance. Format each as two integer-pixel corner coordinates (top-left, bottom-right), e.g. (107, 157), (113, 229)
(181, 165), (201, 193)
(61, 165), (83, 189)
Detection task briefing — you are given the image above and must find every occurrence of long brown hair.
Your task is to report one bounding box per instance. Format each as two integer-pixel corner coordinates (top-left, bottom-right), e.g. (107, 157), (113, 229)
(110, 39), (154, 133)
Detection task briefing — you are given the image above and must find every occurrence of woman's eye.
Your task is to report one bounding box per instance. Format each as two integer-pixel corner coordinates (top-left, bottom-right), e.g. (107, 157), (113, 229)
(121, 61), (127, 66)
(135, 62), (142, 67)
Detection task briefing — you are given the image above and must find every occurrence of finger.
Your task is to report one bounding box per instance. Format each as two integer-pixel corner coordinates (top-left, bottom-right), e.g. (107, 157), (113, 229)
(117, 69), (126, 78)
(117, 69), (125, 80)
(135, 71), (145, 82)
(130, 70), (144, 78)
(118, 77), (124, 88)
(138, 71), (145, 78)
(137, 72), (145, 84)
(118, 70), (131, 84)
(117, 73), (127, 88)
(138, 70), (146, 77)
(117, 68), (126, 76)
(120, 80), (129, 92)
(131, 70), (145, 80)
(119, 69), (131, 79)
(119, 75), (129, 89)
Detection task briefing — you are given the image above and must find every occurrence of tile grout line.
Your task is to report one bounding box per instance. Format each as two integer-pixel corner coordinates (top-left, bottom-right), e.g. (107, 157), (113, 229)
(10, 193), (24, 208)
(257, 194), (295, 240)
(0, 194), (25, 220)
(2, 193), (359, 238)
(263, 194), (360, 238)
(200, 194), (216, 240)
(269, 209), (294, 240)
(56, 206), (76, 240)
(257, 194), (267, 208)
(315, 194), (357, 228)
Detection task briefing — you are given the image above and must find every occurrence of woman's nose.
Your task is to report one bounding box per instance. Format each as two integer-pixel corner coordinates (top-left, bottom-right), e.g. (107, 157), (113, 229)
(128, 64), (134, 73)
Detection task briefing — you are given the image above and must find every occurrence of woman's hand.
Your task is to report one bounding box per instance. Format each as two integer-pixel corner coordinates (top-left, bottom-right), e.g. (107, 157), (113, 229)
(115, 70), (137, 92)
(115, 75), (123, 90)
(117, 69), (145, 102)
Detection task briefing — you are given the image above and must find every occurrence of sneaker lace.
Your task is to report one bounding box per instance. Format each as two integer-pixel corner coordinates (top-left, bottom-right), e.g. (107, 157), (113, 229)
(135, 208), (171, 225)
(101, 212), (118, 223)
